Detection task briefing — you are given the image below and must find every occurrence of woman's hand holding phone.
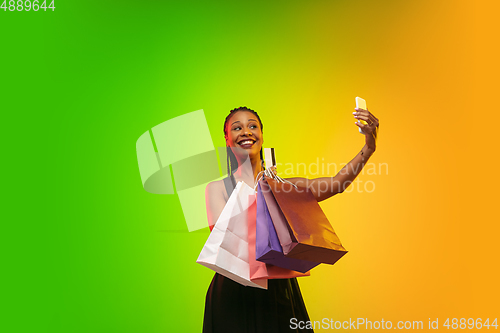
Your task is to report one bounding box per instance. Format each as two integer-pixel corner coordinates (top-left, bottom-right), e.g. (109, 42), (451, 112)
(354, 97), (379, 152)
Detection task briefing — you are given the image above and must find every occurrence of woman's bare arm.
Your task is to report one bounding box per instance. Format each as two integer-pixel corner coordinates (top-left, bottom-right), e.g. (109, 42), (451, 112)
(205, 181), (227, 231)
(285, 144), (374, 202)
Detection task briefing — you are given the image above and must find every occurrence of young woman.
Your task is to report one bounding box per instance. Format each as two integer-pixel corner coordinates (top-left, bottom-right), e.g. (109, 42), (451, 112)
(203, 106), (379, 332)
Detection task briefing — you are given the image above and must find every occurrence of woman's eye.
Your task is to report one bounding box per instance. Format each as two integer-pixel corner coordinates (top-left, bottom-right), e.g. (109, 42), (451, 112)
(232, 124), (257, 131)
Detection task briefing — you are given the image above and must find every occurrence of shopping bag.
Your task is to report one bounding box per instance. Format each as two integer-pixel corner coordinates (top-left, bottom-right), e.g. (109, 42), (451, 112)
(249, 185), (311, 278)
(264, 177), (348, 265)
(197, 181), (267, 289)
(255, 182), (319, 274)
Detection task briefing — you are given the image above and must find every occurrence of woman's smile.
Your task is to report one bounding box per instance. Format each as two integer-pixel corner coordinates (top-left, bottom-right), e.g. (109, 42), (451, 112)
(237, 139), (256, 148)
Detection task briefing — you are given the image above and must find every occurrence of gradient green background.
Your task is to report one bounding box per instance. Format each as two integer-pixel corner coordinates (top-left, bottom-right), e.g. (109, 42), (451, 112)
(2, 0), (498, 332)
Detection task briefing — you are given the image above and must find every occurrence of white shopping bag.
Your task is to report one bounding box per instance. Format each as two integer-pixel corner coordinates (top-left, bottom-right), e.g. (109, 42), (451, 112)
(196, 181), (267, 289)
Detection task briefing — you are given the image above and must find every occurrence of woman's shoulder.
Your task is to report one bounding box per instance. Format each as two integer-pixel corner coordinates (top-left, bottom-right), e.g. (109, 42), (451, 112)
(206, 178), (229, 201)
(206, 178), (224, 191)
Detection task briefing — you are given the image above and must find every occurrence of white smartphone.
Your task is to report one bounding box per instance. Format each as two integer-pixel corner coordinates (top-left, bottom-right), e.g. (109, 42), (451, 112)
(355, 97), (368, 134)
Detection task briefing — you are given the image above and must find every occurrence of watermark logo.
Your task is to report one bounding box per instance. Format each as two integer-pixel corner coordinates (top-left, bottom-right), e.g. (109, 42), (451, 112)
(136, 110), (222, 231)
(290, 317), (424, 330)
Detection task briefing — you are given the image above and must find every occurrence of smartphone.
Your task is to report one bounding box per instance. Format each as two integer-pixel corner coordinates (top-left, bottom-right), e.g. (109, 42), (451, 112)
(355, 97), (368, 134)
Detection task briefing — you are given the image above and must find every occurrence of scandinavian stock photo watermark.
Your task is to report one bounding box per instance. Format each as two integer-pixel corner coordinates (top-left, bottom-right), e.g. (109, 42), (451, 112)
(268, 158), (389, 195)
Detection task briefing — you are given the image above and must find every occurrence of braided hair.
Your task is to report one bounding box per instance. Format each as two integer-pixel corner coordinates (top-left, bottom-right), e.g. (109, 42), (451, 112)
(223, 106), (265, 176)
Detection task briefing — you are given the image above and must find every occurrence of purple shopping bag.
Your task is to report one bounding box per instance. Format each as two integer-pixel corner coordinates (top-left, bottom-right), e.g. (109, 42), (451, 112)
(256, 182), (320, 273)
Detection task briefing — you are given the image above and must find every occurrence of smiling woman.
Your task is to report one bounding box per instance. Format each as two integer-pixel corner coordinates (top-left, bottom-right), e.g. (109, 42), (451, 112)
(202, 106), (380, 332)
(202, 107), (314, 333)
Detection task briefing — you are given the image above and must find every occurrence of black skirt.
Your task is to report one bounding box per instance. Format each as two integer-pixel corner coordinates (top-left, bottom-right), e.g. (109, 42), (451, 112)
(203, 273), (314, 333)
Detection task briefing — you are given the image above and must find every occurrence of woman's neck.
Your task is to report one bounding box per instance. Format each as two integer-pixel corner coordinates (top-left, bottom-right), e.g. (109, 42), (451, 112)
(233, 155), (264, 185)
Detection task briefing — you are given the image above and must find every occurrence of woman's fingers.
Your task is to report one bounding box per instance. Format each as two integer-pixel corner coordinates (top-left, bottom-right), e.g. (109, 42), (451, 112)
(368, 114), (379, 126)
(353, 108), (370, 119)
(355, 121), (378, 141)
(354, 108), (379, 127)
(354, 114), (370, 122)
(354, 114), (374, 127)
(355, 118), (375, 131)
(355, 121), (367, 128)
(354, 108), (374, 118)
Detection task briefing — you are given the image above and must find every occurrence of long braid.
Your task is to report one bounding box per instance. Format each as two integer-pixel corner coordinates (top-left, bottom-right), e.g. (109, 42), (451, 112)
(223, 106), (265, 176)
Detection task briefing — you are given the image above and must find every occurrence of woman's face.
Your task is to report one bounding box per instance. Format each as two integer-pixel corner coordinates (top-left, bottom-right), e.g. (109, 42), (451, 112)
(225, 111), (263, 159)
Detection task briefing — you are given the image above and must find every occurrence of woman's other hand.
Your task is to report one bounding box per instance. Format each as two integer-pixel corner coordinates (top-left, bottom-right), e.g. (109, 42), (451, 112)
(354, 108), (379, 152)
(269, 165), (277, 177)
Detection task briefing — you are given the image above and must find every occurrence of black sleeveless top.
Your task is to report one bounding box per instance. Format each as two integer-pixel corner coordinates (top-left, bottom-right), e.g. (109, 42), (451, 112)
(202, 174), (314, 333)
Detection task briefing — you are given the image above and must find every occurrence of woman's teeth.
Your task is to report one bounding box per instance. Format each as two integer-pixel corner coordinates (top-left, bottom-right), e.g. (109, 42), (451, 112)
(239, 140), (254, 145)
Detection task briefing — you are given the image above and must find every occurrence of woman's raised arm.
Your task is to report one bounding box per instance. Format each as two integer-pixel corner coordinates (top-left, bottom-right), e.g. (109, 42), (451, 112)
(284, 108), (379, 202)
(285, 144), (374, 201)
